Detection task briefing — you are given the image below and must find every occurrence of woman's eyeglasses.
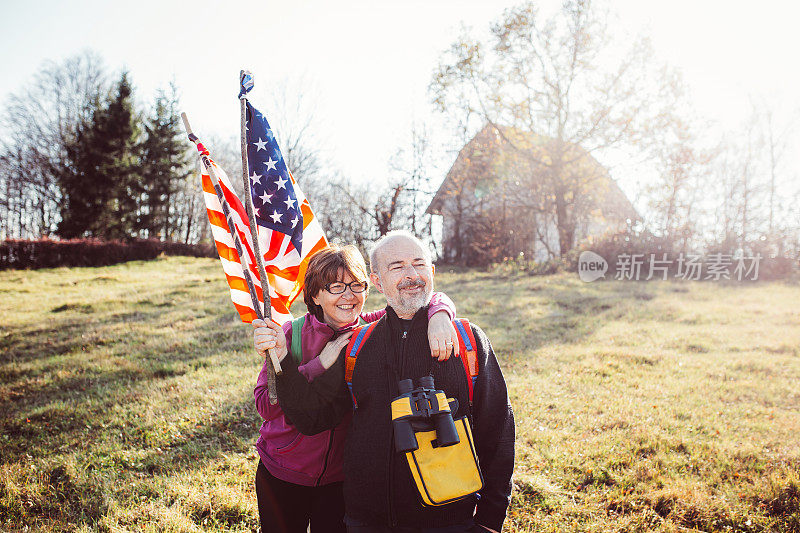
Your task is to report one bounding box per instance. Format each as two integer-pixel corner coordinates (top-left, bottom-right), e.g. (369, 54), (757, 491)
(324, 281), (368, 294)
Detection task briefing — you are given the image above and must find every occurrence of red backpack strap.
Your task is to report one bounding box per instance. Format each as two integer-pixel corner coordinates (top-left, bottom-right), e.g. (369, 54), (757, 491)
(453, 318), (479, 406)
(344, 321), (379, 408)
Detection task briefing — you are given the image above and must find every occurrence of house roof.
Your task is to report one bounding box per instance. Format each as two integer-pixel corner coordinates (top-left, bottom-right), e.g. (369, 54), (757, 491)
(427, 124), (639, 222)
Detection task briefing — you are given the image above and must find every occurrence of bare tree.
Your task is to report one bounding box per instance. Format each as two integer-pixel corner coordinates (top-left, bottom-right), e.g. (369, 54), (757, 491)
(255, 78), (442, 251)
(711, 109), (767, 255)
(645, 116), (715, 253)
(757, 102), (797, 256)
(389, 124), (436, 238)
(789, 189), (800, 259)
(340, 180), (405, 238)
(738, 118), (760, 252)
(297, 172), (373, 250)
(430, 0), (680, 257)
(172, 162), (210, 245)
(0, 51), (107, 238)
(256, 78), (326, 190)
(247, 78), (362, 245)
(171, 133), (240, 244)
(713, 142), (740, 253)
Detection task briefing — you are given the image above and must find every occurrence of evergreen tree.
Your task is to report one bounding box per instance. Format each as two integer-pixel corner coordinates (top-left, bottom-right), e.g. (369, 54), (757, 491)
(57, 72), (138, 239)
(138, 84), (192, 239)
(100, 72), (139, 239)
(57, 108), (98, 239)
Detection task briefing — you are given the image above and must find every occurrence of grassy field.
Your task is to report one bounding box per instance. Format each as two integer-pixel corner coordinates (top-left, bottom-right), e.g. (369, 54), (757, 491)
(1, 256), (798, 532)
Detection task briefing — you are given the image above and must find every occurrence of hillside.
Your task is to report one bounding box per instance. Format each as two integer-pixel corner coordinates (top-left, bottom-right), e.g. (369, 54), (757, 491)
(1, 257), (799, 531)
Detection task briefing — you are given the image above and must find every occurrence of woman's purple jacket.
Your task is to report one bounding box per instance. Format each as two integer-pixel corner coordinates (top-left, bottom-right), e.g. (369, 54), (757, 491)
(254, 293), (456, 486)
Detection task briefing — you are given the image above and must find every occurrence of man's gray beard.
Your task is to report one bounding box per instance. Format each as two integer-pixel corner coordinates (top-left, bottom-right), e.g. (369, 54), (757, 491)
(386, 286), (433, 317)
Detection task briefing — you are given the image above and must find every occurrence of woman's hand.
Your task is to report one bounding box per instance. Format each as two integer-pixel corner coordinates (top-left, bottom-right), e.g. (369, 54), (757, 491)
(252, 318), (289, 362)
(318, 331), (353, 370)
(428, 310), (459, 361)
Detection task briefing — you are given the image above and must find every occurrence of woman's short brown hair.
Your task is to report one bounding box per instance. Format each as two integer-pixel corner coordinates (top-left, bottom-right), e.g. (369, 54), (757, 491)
(303, 244), (368, 322)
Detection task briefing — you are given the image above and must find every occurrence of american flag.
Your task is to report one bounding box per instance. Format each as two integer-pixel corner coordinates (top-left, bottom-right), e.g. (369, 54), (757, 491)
(244, 101), (327, 322)
(197, 107), (326, 325)
(197, 141), (269, 323)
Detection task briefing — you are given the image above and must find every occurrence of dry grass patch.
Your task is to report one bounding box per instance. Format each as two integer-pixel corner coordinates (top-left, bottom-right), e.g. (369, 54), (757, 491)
(1, 260), (798, 531)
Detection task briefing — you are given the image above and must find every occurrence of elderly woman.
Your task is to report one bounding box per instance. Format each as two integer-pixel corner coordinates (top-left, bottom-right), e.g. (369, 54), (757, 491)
(252, 244), (457, 533)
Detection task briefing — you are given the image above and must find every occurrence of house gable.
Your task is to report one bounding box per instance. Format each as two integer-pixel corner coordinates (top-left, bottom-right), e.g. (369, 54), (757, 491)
(428, 124), (638, 263)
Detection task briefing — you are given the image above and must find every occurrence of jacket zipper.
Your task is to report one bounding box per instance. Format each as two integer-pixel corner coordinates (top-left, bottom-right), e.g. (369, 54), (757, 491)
(387, 435), (395, 526)
(388, 328), (408, 526)
(315, 429), (335, 486)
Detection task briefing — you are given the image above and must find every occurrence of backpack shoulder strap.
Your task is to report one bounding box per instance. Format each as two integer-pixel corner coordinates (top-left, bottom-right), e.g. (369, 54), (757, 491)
(289, 315), (306, 364)
(453, 318), (479, 406)
(344, 321), (380, 408)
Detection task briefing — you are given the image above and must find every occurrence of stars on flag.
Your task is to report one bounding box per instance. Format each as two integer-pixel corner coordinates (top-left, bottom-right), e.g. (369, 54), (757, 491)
(245, 100), (304, 253)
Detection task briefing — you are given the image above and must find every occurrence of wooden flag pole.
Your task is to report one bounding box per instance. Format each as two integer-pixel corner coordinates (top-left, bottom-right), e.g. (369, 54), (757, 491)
(181, 112), (280, 404)
(238, 71), (284, 376)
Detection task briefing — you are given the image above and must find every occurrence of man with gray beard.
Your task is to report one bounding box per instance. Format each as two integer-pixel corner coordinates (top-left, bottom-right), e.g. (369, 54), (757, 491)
(276, 231), (515, 532)
(368, 232), (436, 320)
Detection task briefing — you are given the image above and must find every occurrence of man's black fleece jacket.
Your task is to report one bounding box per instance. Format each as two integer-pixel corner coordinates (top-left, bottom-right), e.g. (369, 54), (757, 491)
(276, 305), (516, 531)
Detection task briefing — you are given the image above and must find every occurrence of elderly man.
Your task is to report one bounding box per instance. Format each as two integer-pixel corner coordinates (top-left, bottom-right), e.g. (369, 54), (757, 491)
(274, 231), (515, 532)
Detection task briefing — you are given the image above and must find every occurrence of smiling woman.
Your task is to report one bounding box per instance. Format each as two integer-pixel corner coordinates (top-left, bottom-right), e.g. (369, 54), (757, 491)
(250, 243), (459, 533)
(311, 277), (369, 329)
(304, 245), (369, 329)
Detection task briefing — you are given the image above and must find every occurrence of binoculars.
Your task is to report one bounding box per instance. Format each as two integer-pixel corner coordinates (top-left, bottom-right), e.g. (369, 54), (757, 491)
(390, 376), (460, 453)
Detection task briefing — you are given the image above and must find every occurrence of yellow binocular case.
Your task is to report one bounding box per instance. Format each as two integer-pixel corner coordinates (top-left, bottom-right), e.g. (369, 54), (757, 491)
(391, 379), (483, 506)
(406, 414), (483, 506)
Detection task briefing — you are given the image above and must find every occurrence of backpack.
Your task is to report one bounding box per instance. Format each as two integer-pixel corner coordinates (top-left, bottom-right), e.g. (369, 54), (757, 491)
(289, 316), (306, 364)
(288, 315), (366, 364)
(344, 318), (480, 408)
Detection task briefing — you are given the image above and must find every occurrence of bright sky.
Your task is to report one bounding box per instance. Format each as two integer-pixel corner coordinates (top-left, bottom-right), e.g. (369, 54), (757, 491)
(2, 0), (798, 198)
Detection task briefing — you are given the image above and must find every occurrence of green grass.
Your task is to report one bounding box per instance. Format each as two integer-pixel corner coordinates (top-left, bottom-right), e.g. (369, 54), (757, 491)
(1, 257), (799, 532)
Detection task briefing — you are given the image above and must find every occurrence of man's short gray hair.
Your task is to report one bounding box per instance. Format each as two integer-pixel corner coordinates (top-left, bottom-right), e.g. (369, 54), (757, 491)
(369, 230), (432, 272)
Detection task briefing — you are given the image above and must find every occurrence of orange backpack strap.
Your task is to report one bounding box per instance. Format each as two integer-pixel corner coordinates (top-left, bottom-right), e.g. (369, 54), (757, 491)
(453, 318), (479, 406)
(344, 321), (379, 408)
